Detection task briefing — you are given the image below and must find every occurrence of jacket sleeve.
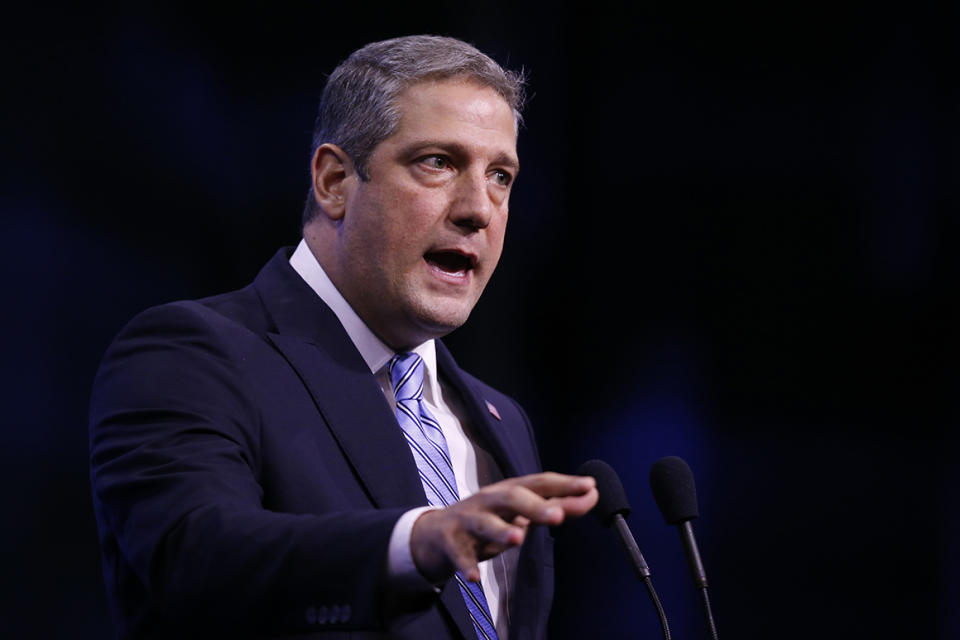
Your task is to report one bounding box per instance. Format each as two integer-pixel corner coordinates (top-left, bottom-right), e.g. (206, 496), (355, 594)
(89, 302), (406, 636)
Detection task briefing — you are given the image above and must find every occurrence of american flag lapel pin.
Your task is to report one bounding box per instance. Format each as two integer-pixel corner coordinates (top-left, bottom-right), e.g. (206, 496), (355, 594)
(485, 400), (502, 421)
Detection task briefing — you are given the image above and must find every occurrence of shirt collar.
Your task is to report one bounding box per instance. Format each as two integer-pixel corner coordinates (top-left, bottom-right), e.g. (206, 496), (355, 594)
(289, 239), (440, 403)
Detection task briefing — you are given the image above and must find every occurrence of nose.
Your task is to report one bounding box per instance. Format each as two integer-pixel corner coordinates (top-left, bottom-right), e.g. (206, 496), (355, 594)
(449, 169), (498, 231)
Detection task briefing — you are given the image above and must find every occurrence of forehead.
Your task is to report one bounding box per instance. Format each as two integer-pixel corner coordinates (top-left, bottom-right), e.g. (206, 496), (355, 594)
(389, 79), (518, 150)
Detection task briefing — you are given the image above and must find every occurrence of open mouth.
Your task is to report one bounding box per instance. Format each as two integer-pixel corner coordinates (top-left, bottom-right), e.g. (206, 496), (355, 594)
(424, 251), (474, 276)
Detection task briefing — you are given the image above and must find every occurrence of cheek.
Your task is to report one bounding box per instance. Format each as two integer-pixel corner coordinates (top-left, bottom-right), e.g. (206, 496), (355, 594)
(377, 181), (442, 229)
(348, 189), (417, 250)
(395, 188), (446, 231)
(488, 212), (508, 255)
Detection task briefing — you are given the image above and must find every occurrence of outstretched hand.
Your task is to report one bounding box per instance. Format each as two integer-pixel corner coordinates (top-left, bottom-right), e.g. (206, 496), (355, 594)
(410, 472), (598, 583)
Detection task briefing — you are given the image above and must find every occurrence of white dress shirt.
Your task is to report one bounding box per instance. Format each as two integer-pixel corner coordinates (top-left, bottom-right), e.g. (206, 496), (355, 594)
(289, 240), (515, 637)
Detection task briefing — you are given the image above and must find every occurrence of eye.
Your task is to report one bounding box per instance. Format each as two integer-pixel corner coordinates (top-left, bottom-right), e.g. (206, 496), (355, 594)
(491, 168), (513, 187)
(419, 155), (449, 170)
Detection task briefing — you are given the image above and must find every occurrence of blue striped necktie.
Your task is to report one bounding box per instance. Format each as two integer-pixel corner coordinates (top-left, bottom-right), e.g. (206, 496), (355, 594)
(389, 352), (499, 640)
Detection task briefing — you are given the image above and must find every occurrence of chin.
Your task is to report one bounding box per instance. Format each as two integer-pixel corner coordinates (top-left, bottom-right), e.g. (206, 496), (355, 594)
(409, 301), (476, 341)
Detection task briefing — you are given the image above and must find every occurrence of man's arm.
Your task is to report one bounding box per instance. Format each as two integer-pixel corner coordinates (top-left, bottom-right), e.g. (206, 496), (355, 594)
(89, 302), (405, 634)
(410, 473), (598, 584)
(90, 301), (597, 635)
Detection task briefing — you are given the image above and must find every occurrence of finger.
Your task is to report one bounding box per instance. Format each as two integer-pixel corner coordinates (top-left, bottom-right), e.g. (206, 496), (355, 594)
(465, 510), (527, 548)
(548, 486), (599, 519)
(508, 472), (597, 499)
(445, 531), (482, 583)
(511, 514), (531, 528)
(475, 532), (528, 563)
(474, 484), (566, 526)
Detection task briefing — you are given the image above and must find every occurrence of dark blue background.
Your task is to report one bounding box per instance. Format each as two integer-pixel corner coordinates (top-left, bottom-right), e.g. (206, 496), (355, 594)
(2, 2), (954, 638)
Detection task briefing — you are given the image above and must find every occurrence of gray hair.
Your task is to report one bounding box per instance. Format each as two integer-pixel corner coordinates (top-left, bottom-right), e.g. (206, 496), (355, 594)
(302, 35), (527, 225)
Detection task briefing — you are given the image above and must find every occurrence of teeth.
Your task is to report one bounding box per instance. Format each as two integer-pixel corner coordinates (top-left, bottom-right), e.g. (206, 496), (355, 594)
(434, 263), (466, 276)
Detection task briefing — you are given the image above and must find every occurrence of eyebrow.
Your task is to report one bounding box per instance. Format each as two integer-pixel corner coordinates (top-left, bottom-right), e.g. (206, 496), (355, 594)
(400, 140), (520, 173)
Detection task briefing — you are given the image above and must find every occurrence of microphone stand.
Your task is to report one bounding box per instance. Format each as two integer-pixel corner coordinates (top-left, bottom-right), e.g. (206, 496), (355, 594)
(678, 520), (718, 640)
(613, 514), (671, 640)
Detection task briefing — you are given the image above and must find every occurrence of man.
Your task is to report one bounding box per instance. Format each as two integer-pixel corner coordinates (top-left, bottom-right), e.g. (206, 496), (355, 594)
(89, 35), (598, 640)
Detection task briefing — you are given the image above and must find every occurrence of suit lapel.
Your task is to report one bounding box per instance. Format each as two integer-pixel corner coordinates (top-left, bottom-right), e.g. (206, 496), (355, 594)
(436, 341), (525, 480)
(255, 250), (425, 509)
(254, 250), (513, 639)
(267, 332), (426, 509)
(436, 342), (535, 640)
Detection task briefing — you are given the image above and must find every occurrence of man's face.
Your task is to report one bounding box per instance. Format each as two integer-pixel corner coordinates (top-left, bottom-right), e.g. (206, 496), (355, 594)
(332, 79), (518, 349)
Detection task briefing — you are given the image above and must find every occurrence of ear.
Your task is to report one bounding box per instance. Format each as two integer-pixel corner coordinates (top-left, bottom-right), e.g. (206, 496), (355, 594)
(310, 143), (356, 221)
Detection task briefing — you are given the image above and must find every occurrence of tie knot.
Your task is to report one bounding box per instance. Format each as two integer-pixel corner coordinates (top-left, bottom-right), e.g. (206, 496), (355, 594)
(389, 352), (425, 403)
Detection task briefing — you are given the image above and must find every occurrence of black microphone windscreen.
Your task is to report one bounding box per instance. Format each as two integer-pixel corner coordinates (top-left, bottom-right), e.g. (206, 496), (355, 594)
(649, 456), (699, 525)
(576, 459), (631, 526)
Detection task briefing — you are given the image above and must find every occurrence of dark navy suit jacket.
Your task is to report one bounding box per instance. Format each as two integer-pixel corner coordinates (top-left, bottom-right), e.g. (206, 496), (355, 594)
(89, 248), (553, 639)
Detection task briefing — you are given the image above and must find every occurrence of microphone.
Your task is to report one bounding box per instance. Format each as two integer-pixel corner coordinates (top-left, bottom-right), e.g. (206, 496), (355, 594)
(578, 460), (671, 640)
(650, 456), (718, 640)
